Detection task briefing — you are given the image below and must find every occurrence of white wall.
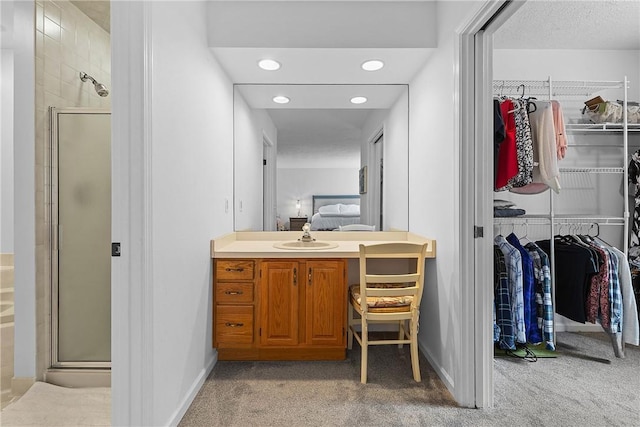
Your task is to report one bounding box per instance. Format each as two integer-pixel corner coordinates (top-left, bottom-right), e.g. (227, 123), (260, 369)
(383, 89), (409, 230)
(234, 98), (277, 231)
(10, 0), (37, 383)
(408, 0), (483, 401)
(149, 2), (233, 424)
(276, 167), (359, 224)
(1, 49), (14, 252)
(494, 49), (640, 100)
(360, 88), (409, 230)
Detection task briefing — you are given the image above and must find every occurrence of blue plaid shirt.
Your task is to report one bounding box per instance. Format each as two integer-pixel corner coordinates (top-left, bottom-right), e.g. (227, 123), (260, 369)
(507, 233), (542, 345)
(495, 235), (526, 344)
(526, 243), (555, 351)
(494, 246), (515, 350)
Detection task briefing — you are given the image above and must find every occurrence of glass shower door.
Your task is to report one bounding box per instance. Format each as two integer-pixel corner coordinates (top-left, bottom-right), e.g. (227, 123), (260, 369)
(52, 108), (111, 367)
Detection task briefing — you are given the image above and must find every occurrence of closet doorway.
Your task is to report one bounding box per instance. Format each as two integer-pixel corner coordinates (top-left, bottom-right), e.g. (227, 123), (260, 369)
(462, 0), (639, 410)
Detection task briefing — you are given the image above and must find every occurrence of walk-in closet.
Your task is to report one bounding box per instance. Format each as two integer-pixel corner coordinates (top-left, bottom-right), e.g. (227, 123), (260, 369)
(490, 0), (639, 400)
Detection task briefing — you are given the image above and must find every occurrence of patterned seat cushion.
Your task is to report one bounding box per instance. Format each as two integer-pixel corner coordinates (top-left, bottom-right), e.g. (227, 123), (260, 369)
(349, 284), (414, 310)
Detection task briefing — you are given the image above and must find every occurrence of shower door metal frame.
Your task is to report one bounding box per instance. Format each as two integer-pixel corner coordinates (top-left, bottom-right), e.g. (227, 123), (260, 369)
(49, 107), (112, 369)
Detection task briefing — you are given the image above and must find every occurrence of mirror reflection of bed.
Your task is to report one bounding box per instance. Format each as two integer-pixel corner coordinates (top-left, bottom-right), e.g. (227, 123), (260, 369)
(309, 195), (374, 231)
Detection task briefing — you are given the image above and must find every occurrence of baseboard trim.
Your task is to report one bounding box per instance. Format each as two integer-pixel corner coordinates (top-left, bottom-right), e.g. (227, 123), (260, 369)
(11, 377), (35, 397)
(556, 324), (602, 333)
(45, 369), (111, 388)
(166, 350), (218, 426)
(419, 341), (456, 401)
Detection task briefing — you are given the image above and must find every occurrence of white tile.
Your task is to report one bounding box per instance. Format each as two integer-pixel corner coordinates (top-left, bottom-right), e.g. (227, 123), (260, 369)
(43, 73), (61, 97)
(35, 31), (44, 59)
(35, 56), (44, 85)
(44, 91), (62, 110)
(43, 36), (61, 60)
(60, 28), (75, 50)
(61, 47), (76, 69)
(76, 36), (89, 60)
(60, 6), (77, 33)
(60, 64), (76, 84)
(44, 1), (61, 25)
(36, 4), (44, 33)
(61, 81), (82, 106)
(44, 55), (60, 79)
(44, 18), (60, 42)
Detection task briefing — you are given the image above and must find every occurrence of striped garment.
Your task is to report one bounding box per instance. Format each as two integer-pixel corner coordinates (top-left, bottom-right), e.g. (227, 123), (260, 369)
(495, 235), (527, 344)
(494, 246), (515, 350)
(507, 233), (542, 345)
(525, 243), (555, 351)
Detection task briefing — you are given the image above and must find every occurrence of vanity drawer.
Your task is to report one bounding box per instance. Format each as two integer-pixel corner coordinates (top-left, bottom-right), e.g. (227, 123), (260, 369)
(216, 260), (255, 281)
(216, 305), (254, 344)
(216, 282), (254, 304)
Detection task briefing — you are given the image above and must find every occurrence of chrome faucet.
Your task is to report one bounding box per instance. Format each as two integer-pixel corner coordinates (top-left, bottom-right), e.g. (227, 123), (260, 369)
(299, 223), (315, 242)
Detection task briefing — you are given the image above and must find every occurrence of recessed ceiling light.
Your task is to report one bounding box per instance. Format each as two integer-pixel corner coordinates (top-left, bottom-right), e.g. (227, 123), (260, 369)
(273, 95), (290, 104)
(361, 60), (384, 71)
(350, 96), (367, 104)
(258, 59), (281, 71)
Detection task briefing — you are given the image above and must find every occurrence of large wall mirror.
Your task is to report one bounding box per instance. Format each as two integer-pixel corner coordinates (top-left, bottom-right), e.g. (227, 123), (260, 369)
(233, 84), (409, 232)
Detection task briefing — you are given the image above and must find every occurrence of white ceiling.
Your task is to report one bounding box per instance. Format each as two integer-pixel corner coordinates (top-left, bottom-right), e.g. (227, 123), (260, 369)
(494, 0), (640, 50)
(236, 84), (407, 109)
(69, 0), (639, 153)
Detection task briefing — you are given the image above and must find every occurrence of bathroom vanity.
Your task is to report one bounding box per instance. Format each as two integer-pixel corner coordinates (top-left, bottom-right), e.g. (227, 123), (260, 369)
(210, 231), (436, 361)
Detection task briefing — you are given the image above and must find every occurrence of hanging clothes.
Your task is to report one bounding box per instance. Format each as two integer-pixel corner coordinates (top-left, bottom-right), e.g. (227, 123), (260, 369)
(551, 100), (568, 160)
(494, 235), (527, 344)
(628, 149), (640, 270)
(537, 237), (597, 324)
(495, 99), (518, 190)
(506, 233), (542, 344)
(494, 99), (506, 185)
(494, 245), (516, 350)
(511, 100), (561, 194)
(611, 247), (640, 345)
(524, 242), (555, 351)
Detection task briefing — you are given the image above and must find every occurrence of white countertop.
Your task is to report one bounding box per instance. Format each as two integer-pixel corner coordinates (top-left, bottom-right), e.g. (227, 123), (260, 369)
(211, 231), (436, 259)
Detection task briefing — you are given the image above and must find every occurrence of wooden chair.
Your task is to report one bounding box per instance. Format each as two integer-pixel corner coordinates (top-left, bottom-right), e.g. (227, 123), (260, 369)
(347, 242), (428, 384)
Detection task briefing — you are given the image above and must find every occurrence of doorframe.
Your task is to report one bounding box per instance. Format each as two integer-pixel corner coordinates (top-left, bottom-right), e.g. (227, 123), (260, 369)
(458, 0), (524, 408)
(262, 132), (276, 231)
(110, 2), (154, 425)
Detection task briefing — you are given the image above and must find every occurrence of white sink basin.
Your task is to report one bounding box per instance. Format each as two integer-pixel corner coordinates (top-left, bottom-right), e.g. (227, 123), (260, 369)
(273, 241), (338, 250)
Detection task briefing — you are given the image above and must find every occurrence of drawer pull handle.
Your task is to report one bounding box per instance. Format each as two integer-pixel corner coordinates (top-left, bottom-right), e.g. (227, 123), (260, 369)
(225, 322), (244, 328)
(224, 290), (244, 295)
(225, 267), (245, 272)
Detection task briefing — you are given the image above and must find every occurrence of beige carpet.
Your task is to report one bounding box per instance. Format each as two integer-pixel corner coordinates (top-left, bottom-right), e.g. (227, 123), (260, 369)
(180, 332), (640, 426)
(0, 382), (110, 426)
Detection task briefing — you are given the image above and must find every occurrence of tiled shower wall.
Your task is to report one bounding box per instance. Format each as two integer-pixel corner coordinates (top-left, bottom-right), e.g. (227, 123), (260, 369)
(35, 0), (110, 379)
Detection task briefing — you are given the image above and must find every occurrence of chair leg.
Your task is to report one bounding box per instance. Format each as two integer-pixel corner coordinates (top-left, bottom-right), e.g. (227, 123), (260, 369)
(347, 304), (354, 350)
(361, 318), (368, 384)
(410, 318), (421, 382)
(398, 320), (405, 348)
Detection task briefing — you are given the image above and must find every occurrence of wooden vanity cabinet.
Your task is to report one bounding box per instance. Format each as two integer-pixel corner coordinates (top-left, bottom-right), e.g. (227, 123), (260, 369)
(259, 259), (347, 359)
(213, 258), (347, 360)
(213, 260), (257, 359)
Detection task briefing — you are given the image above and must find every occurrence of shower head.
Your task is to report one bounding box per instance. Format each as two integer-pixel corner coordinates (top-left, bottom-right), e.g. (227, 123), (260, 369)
(79, 72), (109, 97)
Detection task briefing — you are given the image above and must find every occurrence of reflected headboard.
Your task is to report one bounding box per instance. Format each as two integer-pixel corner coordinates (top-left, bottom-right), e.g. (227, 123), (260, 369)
(312, 195), (360, 214)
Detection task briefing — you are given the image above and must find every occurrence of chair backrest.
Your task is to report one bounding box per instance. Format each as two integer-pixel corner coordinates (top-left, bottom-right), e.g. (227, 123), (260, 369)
(358, 242), (428, 313)
(339, 224), (376, 231)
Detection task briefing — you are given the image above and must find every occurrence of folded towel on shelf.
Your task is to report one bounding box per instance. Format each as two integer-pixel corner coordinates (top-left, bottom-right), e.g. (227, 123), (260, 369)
(494, 207), (526, 217)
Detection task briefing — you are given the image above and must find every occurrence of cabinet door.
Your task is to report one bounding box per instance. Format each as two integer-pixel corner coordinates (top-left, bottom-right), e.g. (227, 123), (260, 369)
(260, 261), (299, 346)
(305, 260), (346, 346)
